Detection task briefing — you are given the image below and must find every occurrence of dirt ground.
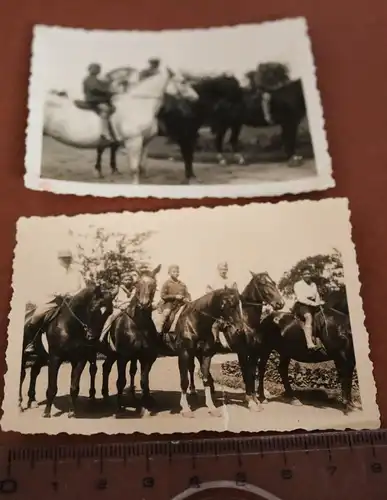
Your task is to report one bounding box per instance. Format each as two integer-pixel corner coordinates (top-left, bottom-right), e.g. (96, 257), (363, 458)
(14, 356), (364, 435)
(40, 126), (317, 185)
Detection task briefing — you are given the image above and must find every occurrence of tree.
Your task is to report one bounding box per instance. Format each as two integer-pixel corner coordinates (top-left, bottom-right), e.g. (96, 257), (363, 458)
(278, 249), (345, 301)
(74, 227), (153, 289)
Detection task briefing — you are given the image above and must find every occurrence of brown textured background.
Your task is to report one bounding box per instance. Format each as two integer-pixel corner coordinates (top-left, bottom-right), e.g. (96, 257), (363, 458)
(0, 0), (386, 449)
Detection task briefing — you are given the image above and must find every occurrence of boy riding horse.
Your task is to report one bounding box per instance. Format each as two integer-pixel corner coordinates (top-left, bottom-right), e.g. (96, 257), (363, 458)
(83, 63), (115, 144)
(157, 265), (191, 334)
(24, 249), (86, 354)
(293, 267), (323, 350)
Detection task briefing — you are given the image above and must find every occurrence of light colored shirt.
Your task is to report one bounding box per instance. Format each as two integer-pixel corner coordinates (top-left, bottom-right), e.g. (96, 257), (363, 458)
(207, 274), (238, 293)
(41, 265), (85, 303)
(113, 285), (136, 308)
(294, 280), (321, 306)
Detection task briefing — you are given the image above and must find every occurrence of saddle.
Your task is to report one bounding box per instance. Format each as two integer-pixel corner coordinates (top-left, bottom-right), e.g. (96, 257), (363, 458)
(73, 100), (115, 115)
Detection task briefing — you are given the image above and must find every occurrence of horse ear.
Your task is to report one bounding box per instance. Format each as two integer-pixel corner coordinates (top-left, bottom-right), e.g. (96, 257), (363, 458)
(152, 264), (162, 276)
(249, 270), (256, 278)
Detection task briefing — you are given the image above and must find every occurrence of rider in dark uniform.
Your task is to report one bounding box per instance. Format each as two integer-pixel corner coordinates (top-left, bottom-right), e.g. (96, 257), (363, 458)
(82, 63), (114, 143)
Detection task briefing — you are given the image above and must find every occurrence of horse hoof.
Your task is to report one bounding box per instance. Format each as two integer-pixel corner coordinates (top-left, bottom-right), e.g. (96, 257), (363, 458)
(209, 408), (223, 418)
(218, 160), (227, 166)
(289, 398), (303, 406)
(42, 412), (51, 419)
(181, 410), (195, 418)
(261, 398), (269, 405)
(68, 410), (76, 419)
(28, 401), (39, 410)
(187, 389), (198, 397)
(248, 402), (263, 412)
(288, 155), (304, 167)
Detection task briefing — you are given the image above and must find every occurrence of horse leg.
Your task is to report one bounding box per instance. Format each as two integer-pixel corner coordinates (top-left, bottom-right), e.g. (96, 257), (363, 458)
(43, 355), (61, 418)
(27, 358), (44, 409)
(201, 355), (222, 417)
(139, 143), (149, 178)
(187, 355), (197, 396)
(278, 355), (302, 406)
(110, 144), (120, 174)
(102, 355), (115, 402)
(257, 348), (272, 404)
(229, 123), (245, 165)
(68, 358), (87, 418)
(88, 359), (97, 401)
(138, 354), (157, 414)
(129, 358), (138, 398)
(95, 145), (105, 178)
(179, 349), (194, 417)
(125, 136), (143, 185)
(281, 121), (303, 166)
(238, 352), (261, 412)
(215, 126), (228, 165)
(18, 356), (27, 410)
(334, 357), (356, 414)
(179, 139), (199, 185)
(195, 353), (215, 396)
(115, 356), (128, 416)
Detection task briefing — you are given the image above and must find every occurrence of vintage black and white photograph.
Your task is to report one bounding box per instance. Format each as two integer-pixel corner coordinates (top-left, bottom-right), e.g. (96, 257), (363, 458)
(25, 18), (333, 199)
(2, 199), (379, 434)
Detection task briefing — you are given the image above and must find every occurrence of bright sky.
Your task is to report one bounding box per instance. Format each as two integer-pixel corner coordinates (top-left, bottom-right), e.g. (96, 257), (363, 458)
(16, 200), (351, 305)
(33, 19), (311, 98)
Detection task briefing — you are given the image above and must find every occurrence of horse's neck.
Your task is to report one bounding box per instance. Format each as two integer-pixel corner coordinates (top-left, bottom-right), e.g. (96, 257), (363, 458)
(126, 71), (169, 99)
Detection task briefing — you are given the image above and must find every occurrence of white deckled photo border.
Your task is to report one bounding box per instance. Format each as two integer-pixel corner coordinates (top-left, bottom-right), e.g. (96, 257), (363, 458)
(24, 17), (333, 199)
(1, 198), (379, 435)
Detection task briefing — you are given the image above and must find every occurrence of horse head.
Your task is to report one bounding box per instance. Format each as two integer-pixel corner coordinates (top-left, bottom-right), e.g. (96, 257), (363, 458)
(135, 264), (161, 310)
(247, 271), (285, 311)
(165, 67), (199, 102)
(105, 66), (140, 94)
(214, 287), (244, 335)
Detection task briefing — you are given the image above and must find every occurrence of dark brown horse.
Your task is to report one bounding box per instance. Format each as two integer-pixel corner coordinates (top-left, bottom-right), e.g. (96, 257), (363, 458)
(257, 292), (356, 414)
(22, 285), (112, 418)
(100, 266), (161, 416)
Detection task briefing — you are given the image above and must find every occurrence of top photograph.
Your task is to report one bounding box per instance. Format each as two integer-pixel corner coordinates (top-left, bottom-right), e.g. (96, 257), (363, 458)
(24, 17), (333, 199)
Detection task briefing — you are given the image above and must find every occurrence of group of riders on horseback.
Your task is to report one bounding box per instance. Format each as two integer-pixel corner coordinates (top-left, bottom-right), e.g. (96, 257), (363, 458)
(25, 247), (327, 356)
(79, 56), (282, 147)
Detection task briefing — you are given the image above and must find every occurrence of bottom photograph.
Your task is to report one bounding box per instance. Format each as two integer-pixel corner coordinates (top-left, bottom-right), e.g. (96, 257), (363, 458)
(1, 198), (379, 434)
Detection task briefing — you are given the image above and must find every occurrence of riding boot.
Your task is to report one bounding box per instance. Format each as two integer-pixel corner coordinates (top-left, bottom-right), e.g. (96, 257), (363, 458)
(303, 324), (317, 350)
(212, 321), (220, 344)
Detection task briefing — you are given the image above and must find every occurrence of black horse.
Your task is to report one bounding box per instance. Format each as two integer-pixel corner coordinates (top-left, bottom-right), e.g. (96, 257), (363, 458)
(100, 266), (161, 416)
(214, 79), (307, 167)
(19, 286), (112, 413)
(21, 285), (112, 418)
(257, 291), (356, 414)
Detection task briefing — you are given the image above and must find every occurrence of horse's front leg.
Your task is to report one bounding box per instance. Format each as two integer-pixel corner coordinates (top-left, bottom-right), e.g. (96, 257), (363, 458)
(214, 126), (228, 166)
(115, 356), (128, 416)
(125, 136), (144, 185)
(278, 355), (302, 406)
(238, 351), (261, 412)
(229, 123), (245, 165)
(68, 358), (87, 418)
(201, 355), (222, 417)
(102, 354), (116, 401)
(129, 358), (138, 398)
(138, 354), (157, 415)
(187, 356), (197, 396)
(95, 145), (105, 178)
(43, 354), (62, 418)
(281, 121), (303, 166)
(179, 349), (194, 417)
(110, 144), (119, 174)
(257, 348), (272, 403)
(27, 358), (45, 409)
(179, 138), (199, 185)
(18, 356), (27, 410)
(335, 357), (356, 414)
(88, 359), (97, 401)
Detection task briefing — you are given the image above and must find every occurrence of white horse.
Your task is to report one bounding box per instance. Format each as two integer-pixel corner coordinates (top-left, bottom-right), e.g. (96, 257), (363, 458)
(43, 66), (199, 184)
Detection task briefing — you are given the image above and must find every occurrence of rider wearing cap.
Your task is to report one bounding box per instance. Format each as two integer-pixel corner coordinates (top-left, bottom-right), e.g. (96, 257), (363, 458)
(24, 249), (86, 354)
(99, 269), (140, 343)
(206, 262), (238, 345)
(139, 58), (161, 80)
(83, 63), (115, 143)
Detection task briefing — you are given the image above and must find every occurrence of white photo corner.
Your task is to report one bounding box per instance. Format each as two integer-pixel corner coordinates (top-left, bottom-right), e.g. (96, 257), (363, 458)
(24, 17), (333, 199)
(2, 198), (379, 435)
